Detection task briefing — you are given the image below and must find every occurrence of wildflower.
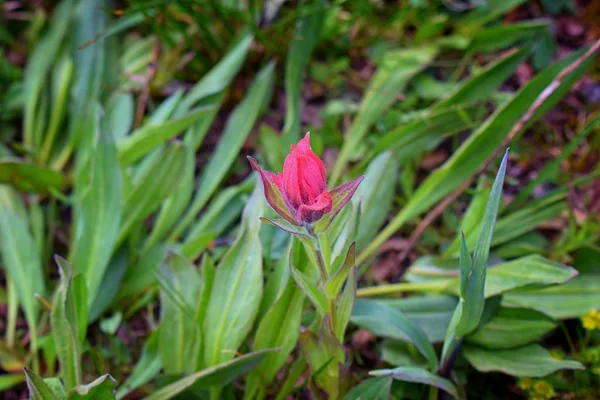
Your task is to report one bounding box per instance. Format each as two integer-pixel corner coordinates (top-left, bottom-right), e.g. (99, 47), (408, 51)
(581, 309), (600, 331)
(518, 377), (533, 390)
(248, 133), (363, 227)
(531, 380), (555, 400)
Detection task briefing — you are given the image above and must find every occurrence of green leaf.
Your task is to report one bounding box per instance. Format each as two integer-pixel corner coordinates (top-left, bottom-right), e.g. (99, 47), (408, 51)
(463, 344), (584, 377)
(116, 332), (161, 399)
(203, 184), (265, 367)
(157, 251), (202, 374)
(146, 349), (277, 400)
(245, 268), (305, 398)
(352, 300), (438, 368)
(343, 376), (392, 400)
(466, 308), (556, 349)
(480, 255), (577, 298)
(176, 33), (253, 114)
(71, 122), (121, 307)
(331, 46), (437, 184)
(25, 368), (57, 400)
(172, 60), (276, 239)
(299, 315), (344, 398)
(454, 150), (508, 337)
(23, 0), (73, 151)
(371, 366), (459, 400)
(433, 47), (529, 109)
(0, 373), (25, 392)
(470, 21), (548, 52)
(143, 143), (196, 251)
(502, 274), (600, 319)
(359, 46), (594, 265)
(89, 247), (128, 322)
(351, 152), (398, 254)
(360, 107), (480, 170)
(67, 375), (116, 399)
(0, 206), (44, 356)
(290, 263), (328, 316)
(0, 160), (64, 193)
(336, 266), (357, 341)
(377, 296), (458, 343)
(325, 243), (356, 299)
(104, 92), (134, 140)
(281, 1), (326, 145)
(52, 257), (82, 390)
(117, 107), (213, 165)
(117, 142), (186, 245)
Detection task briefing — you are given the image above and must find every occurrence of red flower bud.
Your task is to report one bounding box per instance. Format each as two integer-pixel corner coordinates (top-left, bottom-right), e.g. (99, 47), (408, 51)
(249, 133), (363, 228)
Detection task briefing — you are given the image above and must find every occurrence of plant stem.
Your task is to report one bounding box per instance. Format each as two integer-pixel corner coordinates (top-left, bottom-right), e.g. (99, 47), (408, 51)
(356, 280), (453, 297)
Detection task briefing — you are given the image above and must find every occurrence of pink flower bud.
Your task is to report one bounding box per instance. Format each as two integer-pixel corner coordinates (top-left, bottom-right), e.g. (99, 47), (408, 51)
(249, 133), (362, 227)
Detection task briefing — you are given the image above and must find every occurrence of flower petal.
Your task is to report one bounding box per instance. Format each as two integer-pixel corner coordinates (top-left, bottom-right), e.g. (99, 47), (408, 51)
(313, 176), (364, 233)
(247, 156), (300, 226)
(298, 190), (333, 224)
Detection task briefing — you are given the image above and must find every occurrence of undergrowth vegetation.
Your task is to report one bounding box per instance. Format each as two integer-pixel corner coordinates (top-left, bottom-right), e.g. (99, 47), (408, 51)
(0, 0), (599, 399)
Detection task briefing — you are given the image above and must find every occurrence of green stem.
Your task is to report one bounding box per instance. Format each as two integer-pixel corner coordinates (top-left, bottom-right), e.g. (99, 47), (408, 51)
(356, 280), (453, 297)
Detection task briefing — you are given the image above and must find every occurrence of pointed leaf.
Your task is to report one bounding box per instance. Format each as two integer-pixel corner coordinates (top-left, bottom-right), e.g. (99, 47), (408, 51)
(67, 374), (116, 399)
(146, 349), (277, 400)
(314, 176), (364, 233)
(326, 243), (356, 299)
(371, 366), (459, 400)
(24, 368), (56, 400)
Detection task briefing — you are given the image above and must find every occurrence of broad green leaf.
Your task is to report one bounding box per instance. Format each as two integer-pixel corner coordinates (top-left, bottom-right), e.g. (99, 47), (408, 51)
(352, 300), (438, 368)
(433, 47), (529, 109)
(454, 150), (507, 337)
(203, 184), (264, 366)
(116, 332), (161, 399)
(282, 1), (326, 146)
(359, 47), (594, 264)
(89, 247), (128, 322)
(299, 316), (344, 398)
(146, 349), (277, 400)
(352, 152), (398, 253)
(326, 243), (356, 298)
(176, 33), (253, 114)
(0, 160), (64, 193)
(40, 52), (73, 164)
(470, 21), (548, 52)
(343, 376), (392, 400)
(71, 123), (121, 307)
(466, 308), (556, 349)
(245, 274), (305, 399)
(117, 107), (213, 165)
(23, 0), (73, 151)
(290, 263), (328, 316)
(377, 296), (458, 343)
(143, 144), (195, 251)
(184, 178), (254, 242)
(480, 255), (577, 298)
(503, 275), (600, 319)
(67, 374), (116, 399)
(371, 366), (459, 400)
(336, 266), (357, 341)
(0, 207), (44, 357)
(24, 368), (56, 400)
(51, 257), (82, 390)
(172, 61), (276, 239)
(105, 91), (134, 139)
(359, 107), (480, 169)
(157, 252), (202, 374)
(117, 142), (186, 245)
(0, 373), (25, 392)
(463, 0), (528, 25)
(463, 344), (584, 377)
(331, 46), (437, 184)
